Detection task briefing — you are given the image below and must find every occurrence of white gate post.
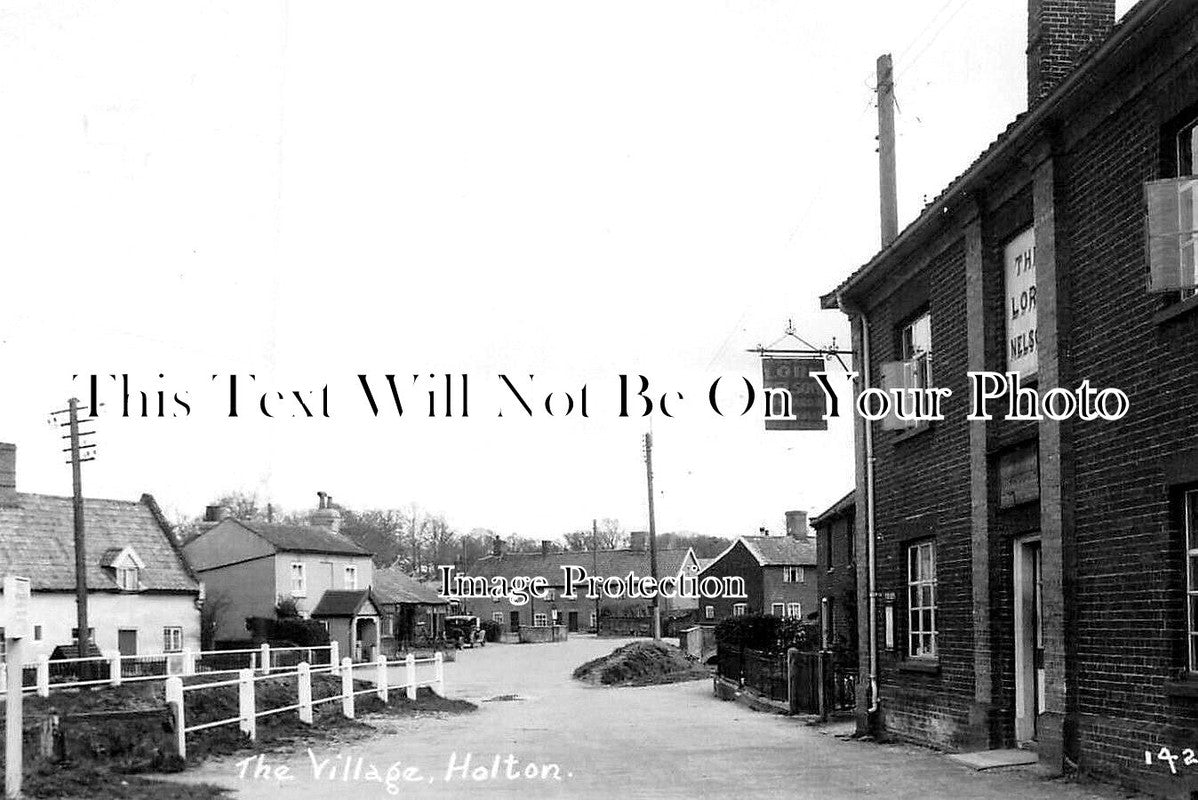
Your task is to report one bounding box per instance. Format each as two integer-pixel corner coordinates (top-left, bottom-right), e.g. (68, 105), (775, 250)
(375, 656), (388, 702)
(238, 669), (256, 741)
(109, 654), (122, 687)
(36, 657), (49, 698)
(165, 677), (186, 759)
(182, 649), (195, 676)
(434, 651), (444, 695)
(297, 662), (313, 724)
(405, 653), (416, 700)
(330, 641), (340, 675)
(341, 657), (354, 719)
(259, 643), (271, 675)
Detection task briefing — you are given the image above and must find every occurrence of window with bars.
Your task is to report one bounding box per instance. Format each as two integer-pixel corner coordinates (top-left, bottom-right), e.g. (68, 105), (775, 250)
(533, 612), (547, 627)
(1186, 491), (1198, 671)
(908, 540), (937, 659)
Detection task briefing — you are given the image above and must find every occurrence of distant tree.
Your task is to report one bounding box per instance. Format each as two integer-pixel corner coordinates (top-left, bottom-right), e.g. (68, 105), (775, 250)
(563, 519), (626, 551)
(340, 508), (405, 568)
(275, 596), (300, 618)
(212, 490), (273, 522)
(657, 533), (732, 559)
(200, 589), (234, 650)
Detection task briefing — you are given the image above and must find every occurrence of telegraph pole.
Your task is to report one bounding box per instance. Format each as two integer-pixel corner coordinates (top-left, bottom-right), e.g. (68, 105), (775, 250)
(51, 398), (97, 658)
(876, 53), (899, 247)
(592, 518), (600, 634)
(643, 433), (661, 640)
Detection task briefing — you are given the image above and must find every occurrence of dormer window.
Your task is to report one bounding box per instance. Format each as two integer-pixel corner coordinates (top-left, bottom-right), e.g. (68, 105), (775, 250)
(102, 546), (145, 592)
(116, 566), (139, 591)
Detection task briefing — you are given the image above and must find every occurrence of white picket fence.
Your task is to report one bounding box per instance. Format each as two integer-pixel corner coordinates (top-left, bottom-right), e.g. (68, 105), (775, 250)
(165, 653), (444, 759)
(0, 643), (340, 697)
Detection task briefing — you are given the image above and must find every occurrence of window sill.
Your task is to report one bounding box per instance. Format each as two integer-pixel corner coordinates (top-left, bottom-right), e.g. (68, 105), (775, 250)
(1154, 294), (1198, 326)
(893, 424), (933, 445)
(898, 659), (940, 675)
(1164, 679), (1198, 698)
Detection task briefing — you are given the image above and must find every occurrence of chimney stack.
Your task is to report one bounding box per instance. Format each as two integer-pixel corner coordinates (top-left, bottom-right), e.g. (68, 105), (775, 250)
(1027, 0), (1115, 106)
(202, 504), (229, 526)
(309, 491), (342, 533)
(0, 443), (16, 508)
(492, 535), (503, 557)
(629, 531), (647, 552)
(785, 510), (810, 540)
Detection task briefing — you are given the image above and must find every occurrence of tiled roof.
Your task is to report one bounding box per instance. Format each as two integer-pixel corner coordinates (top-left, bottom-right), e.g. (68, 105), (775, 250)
(812, 491), (856, 528)
(372, 568), (447, 606)
(739, 536), (817, 566)
(234, 520), (368, 556)
(465, 548), (696, 584)
(311, 589), (376, 617)
(0, 493), (198, 593)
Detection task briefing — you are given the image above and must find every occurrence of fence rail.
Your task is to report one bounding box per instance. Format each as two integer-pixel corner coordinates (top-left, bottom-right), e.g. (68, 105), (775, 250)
(1, 643), (340, 697)
(165, 653), (445, 759)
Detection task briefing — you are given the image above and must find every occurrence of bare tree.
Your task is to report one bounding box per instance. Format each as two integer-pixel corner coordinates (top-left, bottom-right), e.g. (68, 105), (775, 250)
(200, 588), (234, 650)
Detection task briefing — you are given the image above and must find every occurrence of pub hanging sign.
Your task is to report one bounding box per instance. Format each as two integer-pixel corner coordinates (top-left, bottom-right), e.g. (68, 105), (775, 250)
(761, 357), (828, 431)
(1005, 227), (1038, 377)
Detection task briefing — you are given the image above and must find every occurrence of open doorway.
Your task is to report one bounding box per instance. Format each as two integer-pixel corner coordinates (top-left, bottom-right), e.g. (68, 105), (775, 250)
(1013, 534), (1044, 744)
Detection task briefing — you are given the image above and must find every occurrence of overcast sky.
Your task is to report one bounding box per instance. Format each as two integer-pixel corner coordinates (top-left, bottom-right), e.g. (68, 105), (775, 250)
(0, 0), (1135, 541)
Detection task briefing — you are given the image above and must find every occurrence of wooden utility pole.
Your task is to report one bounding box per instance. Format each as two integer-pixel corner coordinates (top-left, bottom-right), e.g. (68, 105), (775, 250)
(643, 433), (661, 640)
(67, 398), (91, 657)
(877, 53), (898, 247)
(592, 518), (600, 634)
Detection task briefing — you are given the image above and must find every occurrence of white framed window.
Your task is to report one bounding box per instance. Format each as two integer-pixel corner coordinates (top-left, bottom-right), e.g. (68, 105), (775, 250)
(901, 311), (933, 388)
(704, 605), (714, 620)
(492, 611), (504, 624)
(533, 612), (547, 627)
(771, 603), (785, 616)
(732, 603), (747, 617)
(589, 611), (597, 628)
(782, 565), (804, 583)
(116, 566), (139, 591)
(290, 563), (307, 597)
(344, 565), (358, 590)
(1147, 117), (1198, 296)
(163, 626), (183, 653)
(1185, 491), (1198, 671)
(908, 540), (938, 659)
(788, 602), (801, 619)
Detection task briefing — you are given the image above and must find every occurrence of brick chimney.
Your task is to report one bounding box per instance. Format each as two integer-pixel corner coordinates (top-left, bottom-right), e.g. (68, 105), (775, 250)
(309, 491), (342, 533)
(0, 443), (16, 508)
(200, 503), (229, 531)
(1027, 0), (1115, 106)
(785, 510), (809, 540)
(629, 531), (647, 552)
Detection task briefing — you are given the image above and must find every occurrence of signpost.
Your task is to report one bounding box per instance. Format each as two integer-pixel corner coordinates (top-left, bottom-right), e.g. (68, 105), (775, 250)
(761, 357), (828, 431)
(5, 575), (30, 798)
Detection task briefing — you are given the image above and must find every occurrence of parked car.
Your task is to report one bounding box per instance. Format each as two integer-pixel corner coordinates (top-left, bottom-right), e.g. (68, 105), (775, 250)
(445, 615), (486, 649)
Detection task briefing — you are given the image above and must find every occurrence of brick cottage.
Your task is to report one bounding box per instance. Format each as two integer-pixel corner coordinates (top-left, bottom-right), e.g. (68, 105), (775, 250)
(821, 1), (1198, 796)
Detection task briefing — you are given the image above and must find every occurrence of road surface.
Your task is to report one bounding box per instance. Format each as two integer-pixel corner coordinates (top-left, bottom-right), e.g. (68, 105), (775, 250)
(163, 635), (1139, 799)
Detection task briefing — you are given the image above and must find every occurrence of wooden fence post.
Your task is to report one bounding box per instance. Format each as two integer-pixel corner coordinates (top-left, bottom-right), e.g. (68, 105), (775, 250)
(36, 657), (49, 698)
(165, 676), (186, 759)
(434, 651), (444, 695)
(330, 641), (340, 675)
(787, 648), (800, 715)
(297, 662), (313, 724)
(182, 649), (195, 676)
(109, 654), (122, 687)
(259, 643), (271, 674)
(238, 669), (256, 741)
(405, 653), (416, 700)
(340, 658), (354, 719)
(375, 656), (388, 702)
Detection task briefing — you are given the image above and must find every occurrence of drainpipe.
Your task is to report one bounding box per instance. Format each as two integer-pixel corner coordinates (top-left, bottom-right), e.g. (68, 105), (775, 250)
(841, 297), (879, 715)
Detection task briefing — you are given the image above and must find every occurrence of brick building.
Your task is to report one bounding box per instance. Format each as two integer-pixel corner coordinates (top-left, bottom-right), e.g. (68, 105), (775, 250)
(697, 527), (817, 625)
(821, 1), (1198, 795)
(812, 491), (857, 653)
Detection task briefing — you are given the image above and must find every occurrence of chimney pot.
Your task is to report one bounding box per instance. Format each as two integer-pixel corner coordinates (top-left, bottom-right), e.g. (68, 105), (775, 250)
(1027, 0), (1115, 106)
(785, 510), (809, 540)
(204, 504), (229, 524)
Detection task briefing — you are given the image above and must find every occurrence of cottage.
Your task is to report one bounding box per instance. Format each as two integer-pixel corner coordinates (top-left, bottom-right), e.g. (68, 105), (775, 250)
(821, 0), (1198, 794)
(182, 492), (374, 652)
(812, 491), (857, 654)
(698, 518), (817, 626)
(310, 588), (383, 662)
(0, 442), (201, 661)
(372, 567), (450, 652)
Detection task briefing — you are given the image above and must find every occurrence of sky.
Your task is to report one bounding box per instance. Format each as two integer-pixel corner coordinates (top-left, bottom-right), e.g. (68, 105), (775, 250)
(0, 0), (1136, 541)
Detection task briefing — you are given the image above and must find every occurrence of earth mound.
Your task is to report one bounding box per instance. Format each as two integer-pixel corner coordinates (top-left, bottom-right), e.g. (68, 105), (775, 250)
(572, 641), (711, 687)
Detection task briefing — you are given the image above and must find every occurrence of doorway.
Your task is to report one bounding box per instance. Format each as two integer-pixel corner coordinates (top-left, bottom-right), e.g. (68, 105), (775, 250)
(567, 611), (579, 632)
(510, 610), (520, 631)
(117, 629), (138, 657)
(1013, 535), (1044, 744)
